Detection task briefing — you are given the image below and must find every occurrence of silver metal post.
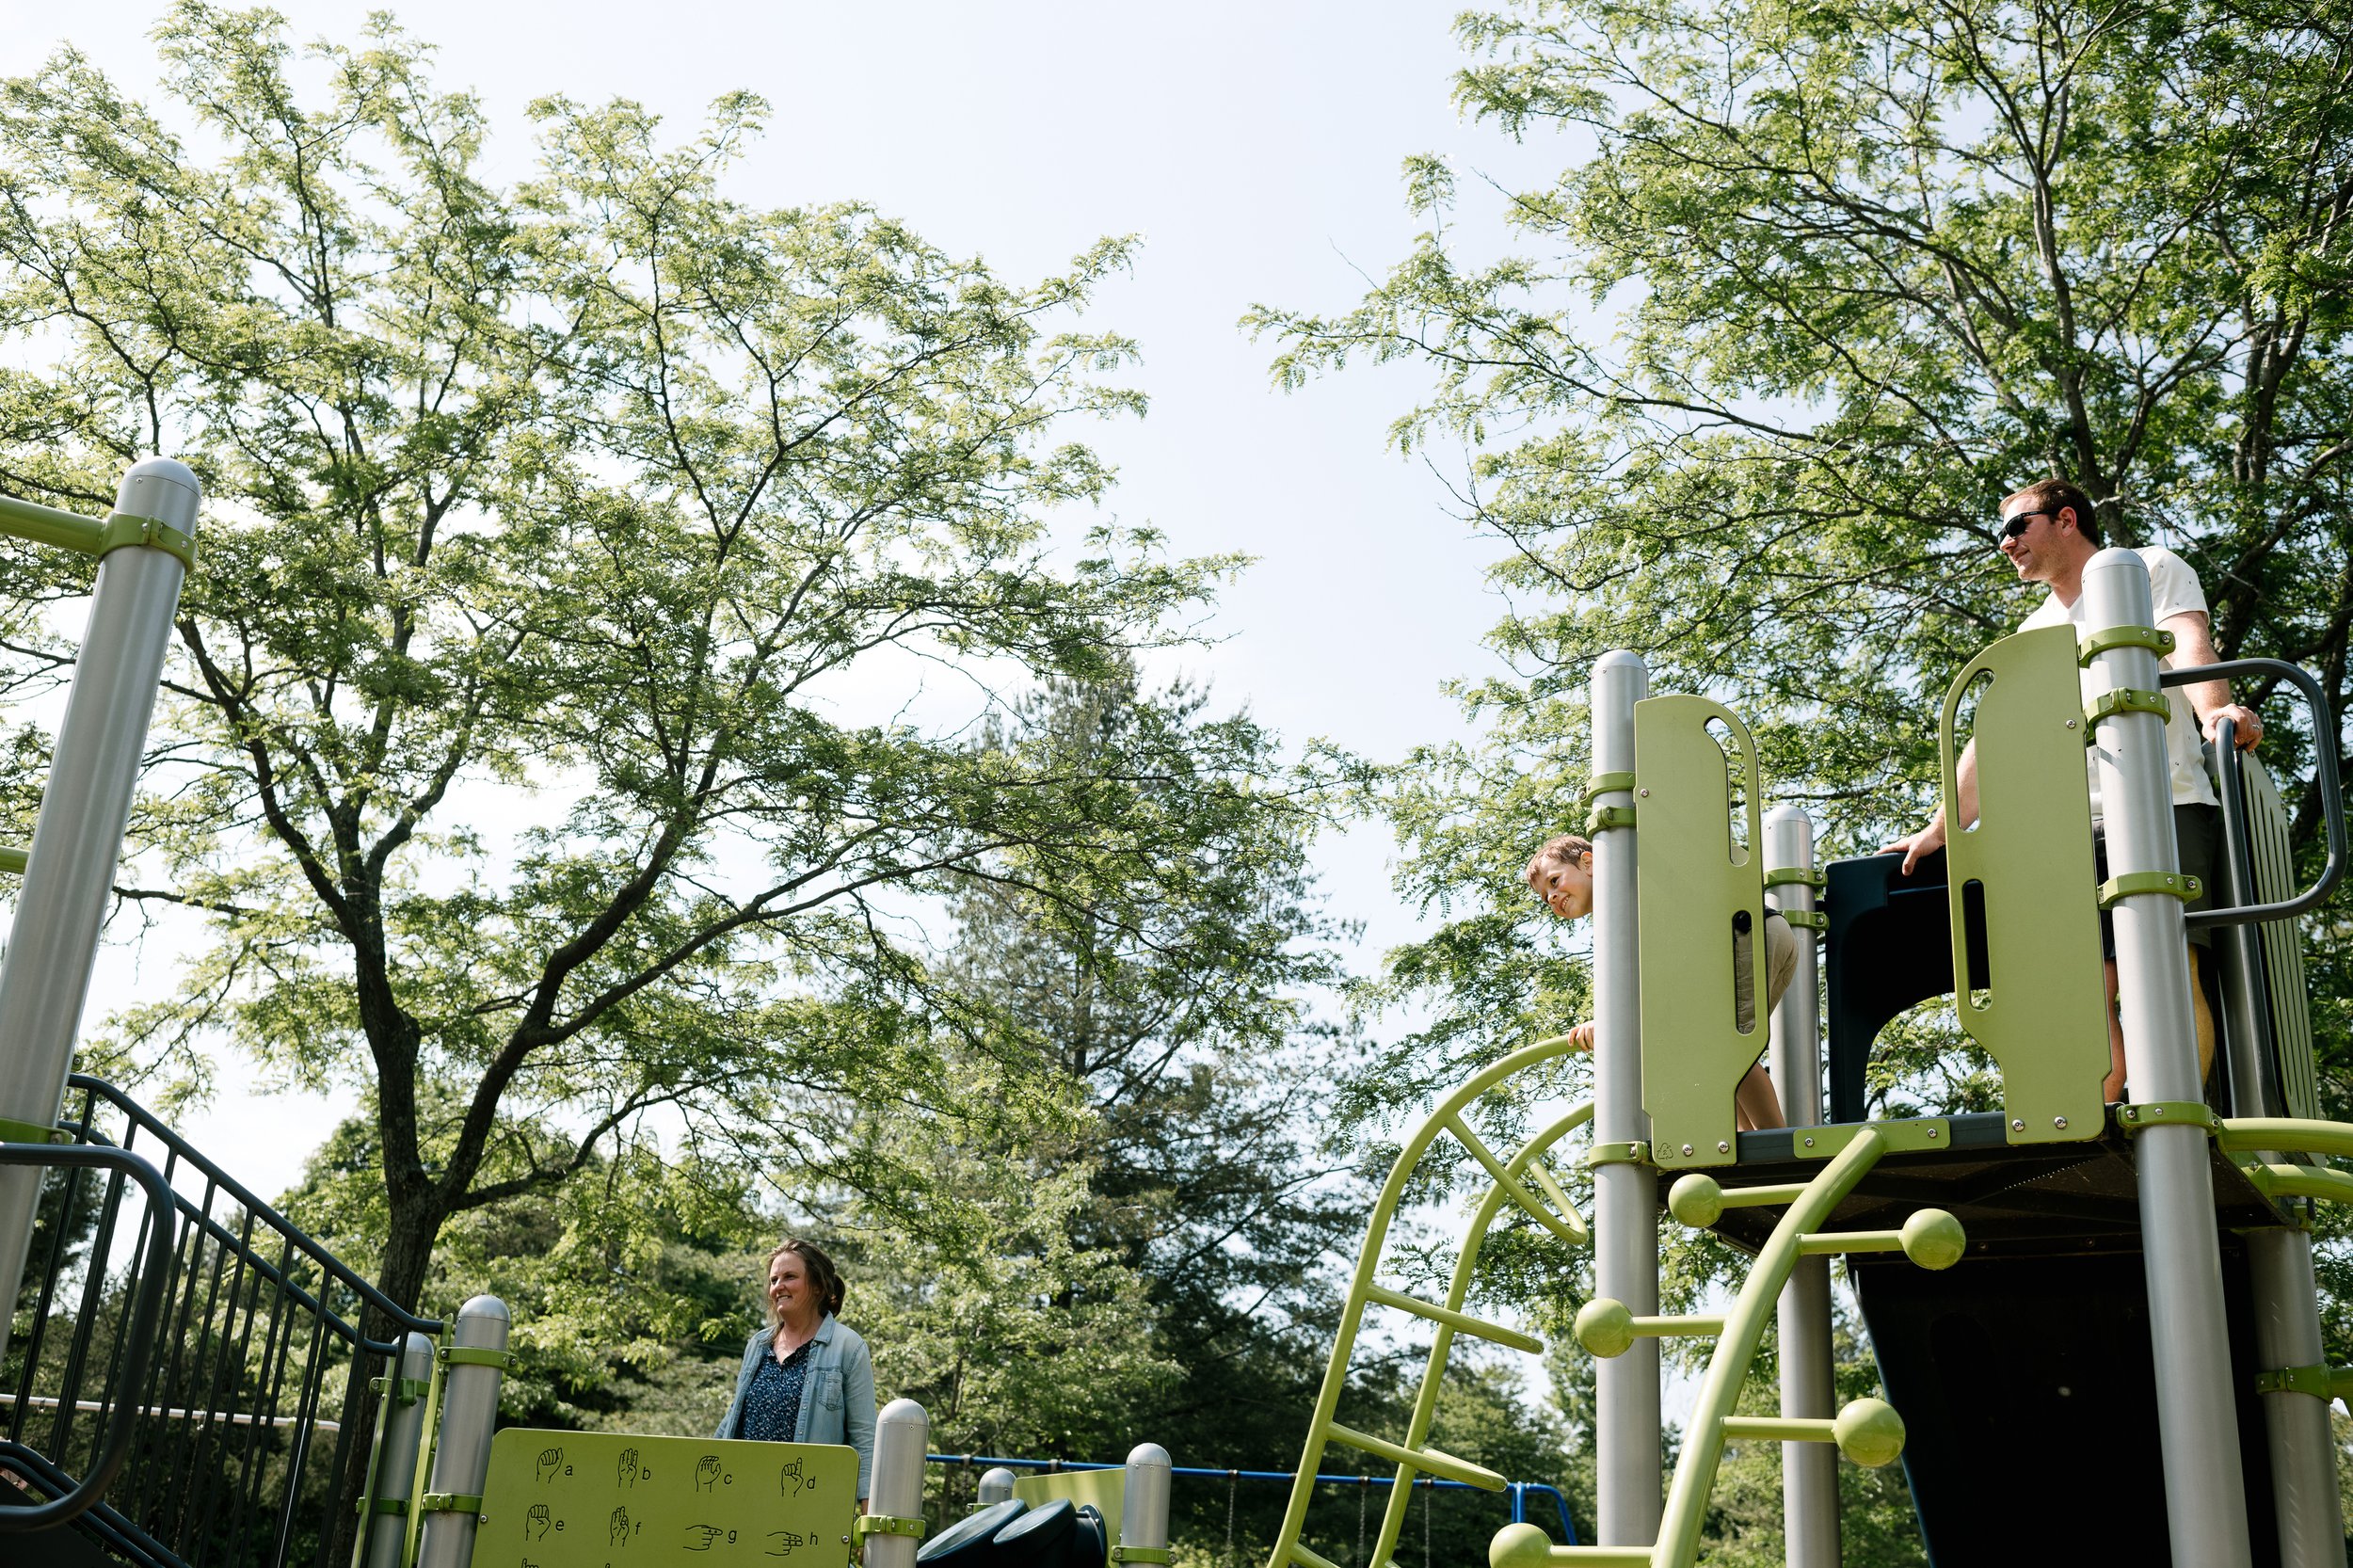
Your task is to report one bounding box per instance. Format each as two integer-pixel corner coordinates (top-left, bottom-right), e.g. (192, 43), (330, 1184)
(2083, 547), (2253, 1568)
(0, 458), (198, 1361)
(415, 1295), (510, 1568)
(2248, 1226), (2346, 1568)
(1591, 648), (1659, 1546)
(978, 1466), (1016, 1507)
(361, 1334), (437, 1568)
(1764, 806), (1834, 1568)
(869, 1399), (929, 1568)
(1120, 1442), (1171, 1558)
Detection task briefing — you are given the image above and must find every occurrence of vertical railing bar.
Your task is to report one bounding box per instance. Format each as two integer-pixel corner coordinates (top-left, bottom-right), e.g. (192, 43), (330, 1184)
(312, 1320), (379, 1568)
(229, 1225), (306, 1566)
(154, 1182), (227, 1552)
(176, 1182), (243, 1565)
(9, 1160), (81, 1445)
(184, 1210), (263, 1568)
(272, 1305), (334, 1568)
(49, 1158), (128, 1468)
(85, 1181), (152, 1492)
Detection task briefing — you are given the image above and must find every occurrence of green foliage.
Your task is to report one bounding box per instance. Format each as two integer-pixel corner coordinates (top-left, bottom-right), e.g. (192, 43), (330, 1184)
(1250, 0), (2353, 1559)
(0, 1), (1241, 1327)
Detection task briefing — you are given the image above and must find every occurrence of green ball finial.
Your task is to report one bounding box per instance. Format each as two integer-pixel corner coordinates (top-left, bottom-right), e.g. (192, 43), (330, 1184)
(1833, 1398), (1907, 1467)
(1489, 1522), (1554, 1568)
(1900, 1208), (1966, 1271)
(1574, 1297), (1636, 1359)
(1668, 1173), (1724, 1228)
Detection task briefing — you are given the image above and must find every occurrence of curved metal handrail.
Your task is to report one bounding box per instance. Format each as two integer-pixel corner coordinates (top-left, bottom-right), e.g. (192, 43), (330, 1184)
(2158, 660), (2344, 929)
(0, 1142), (177, 1534)
(64, 1074), (441, 1343)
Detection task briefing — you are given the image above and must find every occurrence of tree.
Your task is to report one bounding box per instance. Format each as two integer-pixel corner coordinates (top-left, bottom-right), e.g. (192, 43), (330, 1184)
(1250, 0), (2353, 1094)
(847, 672), (1372, 1486)
(1252, 0), (2353, 1558)
(0, 5), (1236, 1333)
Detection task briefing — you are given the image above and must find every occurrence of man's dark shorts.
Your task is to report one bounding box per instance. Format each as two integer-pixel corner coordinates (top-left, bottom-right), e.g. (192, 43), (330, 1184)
(2091, 803), (2219, 958)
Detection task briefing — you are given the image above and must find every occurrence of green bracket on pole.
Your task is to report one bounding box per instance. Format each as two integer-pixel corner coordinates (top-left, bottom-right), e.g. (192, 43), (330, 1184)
(1109, 1549), (1175, 1564)
(2078, 624), (2176, 664)
(437, 1343), (517, 1371)
(856, 1515), (928, 1540)
(1788, 1118), (1951, 1160)
(1582, 771), (1636, 808)
(2116, 1100), (2220, 1134)
(2098, 871), (2201, 907)
(93, 511), (197, 572)
(1779, 910), (1827, 931)
(1763, 867), (1825, 890)
(0, 1115), (62, 1144)
(1636, 693), (1768, 1170)
(1940, 625), (2110, 1145)
(0, 847), (25, 875)
(415, 1492), (481, 1515)
(1583, 1140), (1649, 1168)
(2254, 1364), (2332, 1400)
(2084, 687), (2171, 729)
(1586, 804), (1637, 836)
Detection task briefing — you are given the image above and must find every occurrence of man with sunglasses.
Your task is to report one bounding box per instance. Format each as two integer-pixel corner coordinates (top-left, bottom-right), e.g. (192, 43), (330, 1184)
(1885, 478), (2261, 1099)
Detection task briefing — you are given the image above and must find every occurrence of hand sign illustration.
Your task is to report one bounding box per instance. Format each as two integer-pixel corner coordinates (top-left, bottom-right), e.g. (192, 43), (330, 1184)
(536, 1447), (564, 1483)
(525, 1504), (551, 1540)
(766, 1530), (808, 1557)
(778, 1458), (807, 1496)
(695, 1455), (723, 1492)
(609, 1506), (631, 1544)
(617, 1447), (640, 1486)
(682, 1523), (727, 1552)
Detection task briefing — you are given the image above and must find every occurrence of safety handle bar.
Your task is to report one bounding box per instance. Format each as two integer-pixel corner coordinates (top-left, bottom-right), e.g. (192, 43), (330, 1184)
(0, 1141), (177, 1533)
(2157, 658), (2345, 929)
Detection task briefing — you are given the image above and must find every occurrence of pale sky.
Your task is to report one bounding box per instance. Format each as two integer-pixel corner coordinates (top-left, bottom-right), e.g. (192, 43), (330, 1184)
(0, 2), (1570, 1197)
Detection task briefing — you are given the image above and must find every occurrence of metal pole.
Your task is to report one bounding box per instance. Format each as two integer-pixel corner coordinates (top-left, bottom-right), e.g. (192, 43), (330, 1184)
(1764, 806), (1835, 1568)
(360, 1334), (437, 1568)
(870, 1400), (929, 1568)
(978, 1466), (1017, 1507)
(2248, 1226), (2346, 1568)
(1121, 1443), (1171, 1559)
(1591, 648), (1659, 1547)
(0, 457), (198, 1363)
(2082, 547), (2253, 1568)
(415, 1296), (510, 1568)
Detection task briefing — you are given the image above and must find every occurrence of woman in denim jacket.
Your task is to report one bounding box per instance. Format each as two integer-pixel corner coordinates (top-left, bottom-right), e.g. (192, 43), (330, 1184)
(715, 1238), (877, 1503)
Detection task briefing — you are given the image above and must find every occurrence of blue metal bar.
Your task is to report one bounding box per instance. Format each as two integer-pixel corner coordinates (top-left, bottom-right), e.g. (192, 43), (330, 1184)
(922, 1454), (1581, 1544)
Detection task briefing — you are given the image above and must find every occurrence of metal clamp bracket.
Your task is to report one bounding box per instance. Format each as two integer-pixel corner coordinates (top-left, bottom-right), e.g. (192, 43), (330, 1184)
(856, 1515), (927, 1541)
(2097, 871), (2201, 908)
(2084, 688), (2171, 729)
(1586, 804), (1637, 837)
(1763, 867), (1824, 890)
(417, 1492), (483, 1516)
(1583, 1140), (1650, 1168)
(1581, 771), (1636, 808)
(1110, 1549), (1174, 1564)
(2255, 1364), (2332, 1400)
(359, 1496), (410, 1517)
(2115, 1101), (2219, 1134)
(1778, 910), (1827, 931)
(94, 511), (198, 573)
(369, 1374), (433, 1405)
(0, 1115), (63, 1144)
(2078, 625), (2175, 665)
(436, 1345), (516, 1371)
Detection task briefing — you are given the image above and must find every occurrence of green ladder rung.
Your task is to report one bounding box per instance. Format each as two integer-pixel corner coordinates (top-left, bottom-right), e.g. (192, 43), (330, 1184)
(1322, 1422), (1505, 1490)
(1363, 1283), (1543, 1353)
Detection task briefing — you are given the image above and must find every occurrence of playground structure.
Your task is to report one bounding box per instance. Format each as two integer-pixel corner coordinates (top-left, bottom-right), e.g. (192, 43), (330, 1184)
(1268, 552), (2353, 1568)
(0, 463), (2348, 1568)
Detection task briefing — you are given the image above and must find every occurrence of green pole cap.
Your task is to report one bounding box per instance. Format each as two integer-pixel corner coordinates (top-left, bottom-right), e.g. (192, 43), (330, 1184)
(1575, 1297), (1636, 1359)
(1668, 1173), (1724, 1228)
(1490, 1522), (1553, 1568)
(1833, 1399), (1907, 1467)
(1900, 1208), (1967, 1271)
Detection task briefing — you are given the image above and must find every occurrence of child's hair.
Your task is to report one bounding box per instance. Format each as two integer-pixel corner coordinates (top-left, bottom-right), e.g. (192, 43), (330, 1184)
(1526, 834), (1594, 880)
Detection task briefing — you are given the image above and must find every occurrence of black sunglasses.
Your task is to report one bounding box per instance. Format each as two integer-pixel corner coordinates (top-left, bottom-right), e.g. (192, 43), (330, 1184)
(2000, 509), (2051, 541)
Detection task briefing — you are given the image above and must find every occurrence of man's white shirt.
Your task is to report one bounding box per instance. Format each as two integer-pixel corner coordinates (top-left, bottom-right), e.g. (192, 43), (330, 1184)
(2017, 545), (2219, 816)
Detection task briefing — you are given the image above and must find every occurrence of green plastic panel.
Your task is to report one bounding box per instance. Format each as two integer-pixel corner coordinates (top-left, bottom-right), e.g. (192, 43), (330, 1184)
(1636, 694), (1769, 1169)
(1012, 1466), (1126, 1544)
(470, 1429), (857, 1568)
(1940, 624), (2109, 1144)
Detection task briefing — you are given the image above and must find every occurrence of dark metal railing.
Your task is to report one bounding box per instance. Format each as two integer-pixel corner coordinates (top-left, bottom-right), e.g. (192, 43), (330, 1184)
(3, 1076), (441, 1568)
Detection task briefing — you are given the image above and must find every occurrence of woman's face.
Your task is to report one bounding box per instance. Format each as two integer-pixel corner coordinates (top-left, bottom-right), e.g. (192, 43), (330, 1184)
(1529, 851), (1594, 921)
(768, 1251), (813, 1323)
